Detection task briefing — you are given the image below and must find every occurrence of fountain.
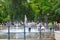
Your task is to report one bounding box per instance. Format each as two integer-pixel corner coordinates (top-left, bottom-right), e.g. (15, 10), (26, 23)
(0, 15), (50, 39)
(24, 15), (27, 26)
(0, 15), (37, 39)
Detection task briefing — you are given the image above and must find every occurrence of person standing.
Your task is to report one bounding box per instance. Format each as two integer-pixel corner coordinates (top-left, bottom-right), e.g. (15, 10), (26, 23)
(37, 22), (41, 32)
(41, 22), (45, 32)
(6, 21), (11, 39)
(28, 21), (32, 32)
(6, 21), (11, 28)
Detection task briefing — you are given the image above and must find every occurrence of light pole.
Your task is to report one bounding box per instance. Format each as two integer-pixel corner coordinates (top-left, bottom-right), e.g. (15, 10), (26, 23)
(24, 23), (26, 40)
(7, 21), (10, 40)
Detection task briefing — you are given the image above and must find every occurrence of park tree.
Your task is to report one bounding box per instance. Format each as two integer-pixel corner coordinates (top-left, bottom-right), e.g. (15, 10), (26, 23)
(0, 0), (60, 22)
(9, 0), (34, 21)
(28, 0), (60, 22)
(0, 0), (10, 22)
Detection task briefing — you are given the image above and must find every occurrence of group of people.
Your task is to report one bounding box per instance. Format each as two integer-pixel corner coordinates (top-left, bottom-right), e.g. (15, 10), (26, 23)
(1, 21), (46, 32)
(25, 21), (46, 32)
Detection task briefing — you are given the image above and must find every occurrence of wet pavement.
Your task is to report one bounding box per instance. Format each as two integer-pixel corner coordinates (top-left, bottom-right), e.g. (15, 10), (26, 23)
(0, 27), (55, 40)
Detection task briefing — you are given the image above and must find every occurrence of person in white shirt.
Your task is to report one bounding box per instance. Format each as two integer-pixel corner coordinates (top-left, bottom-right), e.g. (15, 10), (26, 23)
(14, 22), (19, 28)
(28, 21), (32, 32)
(36, 22), (45, 32)
(41, 22), (45, 32)
(31, 21), (35, 27)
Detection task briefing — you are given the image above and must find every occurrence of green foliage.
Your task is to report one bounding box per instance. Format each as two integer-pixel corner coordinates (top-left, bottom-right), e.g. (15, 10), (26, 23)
(3, 15), (10, 22)
(0, 0), (10, 22)
(0, 0), (60, 22)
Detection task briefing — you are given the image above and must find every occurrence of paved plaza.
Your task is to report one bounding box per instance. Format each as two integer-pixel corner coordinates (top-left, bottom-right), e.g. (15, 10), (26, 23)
(0, 26), (55, 40)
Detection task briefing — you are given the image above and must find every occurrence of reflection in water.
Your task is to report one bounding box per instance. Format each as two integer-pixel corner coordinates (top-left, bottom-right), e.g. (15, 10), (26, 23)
(0, 27), (37, 39)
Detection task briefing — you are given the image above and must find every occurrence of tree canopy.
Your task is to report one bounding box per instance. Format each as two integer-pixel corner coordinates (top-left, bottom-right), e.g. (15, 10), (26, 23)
(0, 0), (60, 22)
